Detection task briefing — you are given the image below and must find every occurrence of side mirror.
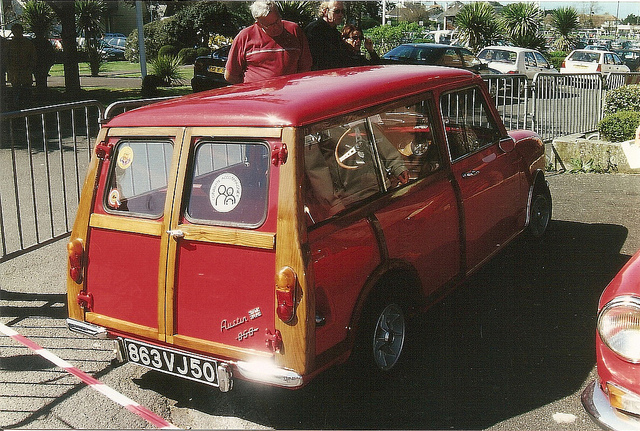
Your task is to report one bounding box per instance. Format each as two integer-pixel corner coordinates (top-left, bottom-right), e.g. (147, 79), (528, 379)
(499, 137), (515, 153)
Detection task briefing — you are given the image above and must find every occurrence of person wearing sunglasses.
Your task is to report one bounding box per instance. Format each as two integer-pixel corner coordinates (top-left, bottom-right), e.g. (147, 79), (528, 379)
(225, 0), (312, 84)
(304, 1), (352, 70)
(341, 24), (380, 66)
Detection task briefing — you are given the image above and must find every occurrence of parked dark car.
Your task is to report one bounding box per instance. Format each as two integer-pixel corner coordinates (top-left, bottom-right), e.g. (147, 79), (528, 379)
(615, 49), (640, 72)
(382, 43), (497, 75)
(192, 45), (230, 92)
(98, 39), (125, 61)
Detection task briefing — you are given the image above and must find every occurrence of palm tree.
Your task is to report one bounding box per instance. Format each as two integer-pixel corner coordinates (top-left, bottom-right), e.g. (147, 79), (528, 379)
(455, 2), (502, 53)
(75, 0), (106, 76)
(550, 7), (579, 52)
(500, 2), (546, 51)
(276, 1), (316, 28)
(21, 0), (57, 93)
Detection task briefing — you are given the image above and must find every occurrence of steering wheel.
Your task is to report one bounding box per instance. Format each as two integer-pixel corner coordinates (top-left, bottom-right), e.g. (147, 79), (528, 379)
(334, 127), (361, 170)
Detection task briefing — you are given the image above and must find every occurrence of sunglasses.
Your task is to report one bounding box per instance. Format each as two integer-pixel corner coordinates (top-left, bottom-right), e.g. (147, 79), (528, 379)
(331, 8), (345, 14)
(349, 35), (362, 41)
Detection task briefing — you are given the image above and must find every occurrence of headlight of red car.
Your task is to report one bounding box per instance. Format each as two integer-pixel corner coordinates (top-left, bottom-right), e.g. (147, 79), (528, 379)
(598, 295), (640, 363)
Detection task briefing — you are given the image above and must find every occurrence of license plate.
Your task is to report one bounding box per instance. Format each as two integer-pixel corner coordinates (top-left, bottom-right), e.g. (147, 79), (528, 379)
(123, 339), (219, 387)
(207, 66), (225, 74)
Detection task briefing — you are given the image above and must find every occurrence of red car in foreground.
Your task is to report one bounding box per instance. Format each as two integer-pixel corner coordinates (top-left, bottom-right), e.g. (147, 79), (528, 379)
(583, 249), (640, 429)
(66, 65), (551, 391)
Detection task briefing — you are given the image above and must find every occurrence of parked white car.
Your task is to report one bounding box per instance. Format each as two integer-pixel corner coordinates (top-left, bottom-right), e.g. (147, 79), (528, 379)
(560, 49), (630, 74)
(477, 46), (558, 80)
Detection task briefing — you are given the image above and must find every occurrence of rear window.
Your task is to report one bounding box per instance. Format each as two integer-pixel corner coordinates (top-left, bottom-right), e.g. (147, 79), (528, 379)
(478, 49), (516, 64)
(185, 141), (270, 228)
(569, 51), (600, 62)
(104, 140), (173, 217)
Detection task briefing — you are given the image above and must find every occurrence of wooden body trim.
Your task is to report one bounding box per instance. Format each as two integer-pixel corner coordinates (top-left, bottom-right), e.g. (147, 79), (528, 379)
(67, 128), (107, 321)
(86, 313), (160, 341)
(274, 127), (315, 374)
(177, 224), (275, 249)
(89, 213), (163, 236)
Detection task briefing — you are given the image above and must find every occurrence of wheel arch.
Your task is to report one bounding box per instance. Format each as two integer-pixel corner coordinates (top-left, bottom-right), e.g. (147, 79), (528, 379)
(346, 260), (423, 349)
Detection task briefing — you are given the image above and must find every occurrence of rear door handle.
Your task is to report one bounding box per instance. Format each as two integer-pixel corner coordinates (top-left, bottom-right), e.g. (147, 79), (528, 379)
(166, 229), (185, 239)
(462, 170), (480, 178)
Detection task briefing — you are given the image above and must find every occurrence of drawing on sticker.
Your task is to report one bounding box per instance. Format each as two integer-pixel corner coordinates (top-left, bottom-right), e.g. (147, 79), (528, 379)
(117, 146), (134, 170)
(108, 189), (121, 209)
(210, 173), (242, 213)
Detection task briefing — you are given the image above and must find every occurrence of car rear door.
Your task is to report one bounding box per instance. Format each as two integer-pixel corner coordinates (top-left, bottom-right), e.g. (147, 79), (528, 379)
(167, 130), (278, 358)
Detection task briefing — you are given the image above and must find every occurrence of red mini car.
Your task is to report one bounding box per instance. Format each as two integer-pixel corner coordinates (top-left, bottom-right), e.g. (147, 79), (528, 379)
(582, 249), (640, 429)
(66, 65), (551, 391)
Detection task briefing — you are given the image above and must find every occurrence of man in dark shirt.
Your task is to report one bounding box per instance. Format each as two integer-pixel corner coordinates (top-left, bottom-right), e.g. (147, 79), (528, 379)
(304, 1), (352, 70)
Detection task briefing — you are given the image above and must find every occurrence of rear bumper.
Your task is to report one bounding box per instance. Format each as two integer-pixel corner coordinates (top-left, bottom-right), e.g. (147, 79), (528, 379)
(66, 318), (304, 390)
(582, 379), (640, 431)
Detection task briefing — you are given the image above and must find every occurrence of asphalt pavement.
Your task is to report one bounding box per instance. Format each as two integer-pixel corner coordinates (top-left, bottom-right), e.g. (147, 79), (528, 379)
(1, 172), (640, 429)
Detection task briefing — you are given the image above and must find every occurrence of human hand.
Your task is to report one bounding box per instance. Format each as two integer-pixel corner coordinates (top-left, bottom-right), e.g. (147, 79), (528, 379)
(364, 38), (374, 53)
(397, 170), (409, 184)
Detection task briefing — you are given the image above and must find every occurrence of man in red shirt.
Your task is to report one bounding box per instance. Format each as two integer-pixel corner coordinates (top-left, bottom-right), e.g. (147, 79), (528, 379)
(225, 1), (312, 84)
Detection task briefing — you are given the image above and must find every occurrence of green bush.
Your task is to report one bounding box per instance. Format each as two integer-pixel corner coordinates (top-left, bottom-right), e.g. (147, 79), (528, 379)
(150, 55), (185, 87)
(196, 47), (210, 57)
(548, 51), (567, 70)
(604, 84), (640, 115)
(158, 44), (178, 58)
(598, 110), (640, 142)
(125, 18), (175, 62)
(178, 47), (198, 64)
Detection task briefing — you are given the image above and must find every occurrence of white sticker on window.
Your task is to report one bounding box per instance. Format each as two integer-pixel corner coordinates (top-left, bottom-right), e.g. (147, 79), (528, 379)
(210, 173), (242, 213)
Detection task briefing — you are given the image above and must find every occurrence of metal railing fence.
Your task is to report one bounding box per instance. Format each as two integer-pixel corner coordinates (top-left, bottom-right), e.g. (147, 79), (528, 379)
(2, 72), (640, 261)
(0, 101), (103, 262)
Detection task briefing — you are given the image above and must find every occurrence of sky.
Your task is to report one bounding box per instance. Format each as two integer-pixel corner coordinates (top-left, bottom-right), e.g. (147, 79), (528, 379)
(498, 1), (640, 19)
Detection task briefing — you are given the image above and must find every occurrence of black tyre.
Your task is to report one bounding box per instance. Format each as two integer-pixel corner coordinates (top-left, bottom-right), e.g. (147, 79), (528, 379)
(528, 184), (552, 238)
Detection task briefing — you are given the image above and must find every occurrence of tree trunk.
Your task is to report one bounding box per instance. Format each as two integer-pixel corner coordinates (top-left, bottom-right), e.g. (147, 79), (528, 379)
(47, 1), (81, 96)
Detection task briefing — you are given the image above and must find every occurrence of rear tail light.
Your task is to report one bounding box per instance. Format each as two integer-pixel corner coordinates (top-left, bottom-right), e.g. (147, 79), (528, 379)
(67, 238), (84, 284)
(275, 266), (297, 323)
(561, 61), (566, 68)
(596, 64), (602, 72)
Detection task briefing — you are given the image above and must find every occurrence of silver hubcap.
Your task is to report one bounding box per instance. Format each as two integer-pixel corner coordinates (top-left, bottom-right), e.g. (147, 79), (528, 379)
(372, 303), (405, 371)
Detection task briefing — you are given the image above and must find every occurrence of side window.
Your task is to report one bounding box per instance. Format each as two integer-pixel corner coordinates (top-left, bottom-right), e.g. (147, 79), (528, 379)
(303, 99), (441, 224)
(612, 53), (623, 65)
(105, 141), (173, 217)
(460, 48), (478, 67)
(524, 52), (536, 67)
(441, 87), (501, 161)
(534, 52), (550, 68)
(438, 48), (461, 67)
(185, 141), (269, 228)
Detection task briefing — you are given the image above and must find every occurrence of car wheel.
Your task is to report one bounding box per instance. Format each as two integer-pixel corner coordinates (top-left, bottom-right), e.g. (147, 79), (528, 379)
(355, 295), (407, 374)
(528, 184), (552, 238)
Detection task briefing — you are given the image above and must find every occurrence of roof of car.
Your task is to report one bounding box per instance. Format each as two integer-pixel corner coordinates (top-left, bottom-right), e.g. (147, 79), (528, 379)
(106, 65), (478, 129)
(569, 49), (616, 55)
(480, 46), (541, 53)
(393, 43), (464, 49)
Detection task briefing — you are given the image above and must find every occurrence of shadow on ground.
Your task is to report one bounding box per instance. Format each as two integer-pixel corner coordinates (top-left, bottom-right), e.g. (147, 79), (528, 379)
(135, 219), (629, 429)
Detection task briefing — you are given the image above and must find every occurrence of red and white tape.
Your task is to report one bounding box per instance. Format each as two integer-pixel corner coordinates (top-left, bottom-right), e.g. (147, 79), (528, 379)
(0, 322), (178, 429)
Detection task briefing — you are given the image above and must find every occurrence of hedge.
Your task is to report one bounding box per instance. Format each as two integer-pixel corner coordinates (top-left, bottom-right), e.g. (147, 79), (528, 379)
(178, 47), (198, 65)
(604, 84), (640, 115)
(598, 110), (640, 142)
